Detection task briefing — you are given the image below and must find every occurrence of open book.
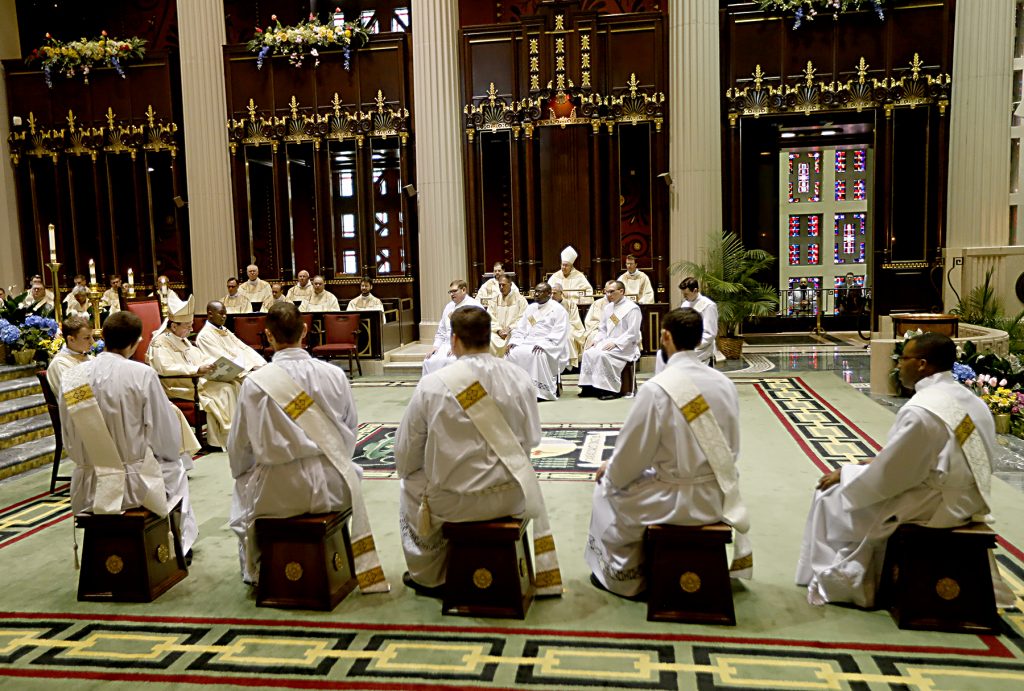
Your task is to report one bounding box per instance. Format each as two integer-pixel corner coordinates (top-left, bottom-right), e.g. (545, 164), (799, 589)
(205, 356), (247, 383)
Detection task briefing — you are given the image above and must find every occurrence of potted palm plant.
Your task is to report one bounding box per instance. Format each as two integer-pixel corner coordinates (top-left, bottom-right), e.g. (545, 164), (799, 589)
(670, 230), (779, 359)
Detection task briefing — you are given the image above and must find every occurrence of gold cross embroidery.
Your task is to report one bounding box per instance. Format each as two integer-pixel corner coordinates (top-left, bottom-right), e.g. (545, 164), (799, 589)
(681, 394), (710, 423)
(610, 314), (620, 327)
(954, 414), (975, 448)
(63, 384), (94, 407)
(283, 391), (315, 420)
(456, 381), (488, 410)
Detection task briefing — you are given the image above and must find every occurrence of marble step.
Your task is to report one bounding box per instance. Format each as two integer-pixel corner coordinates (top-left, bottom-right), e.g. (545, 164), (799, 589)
(0, 435), (59, 482)
(0, 376), (41, 403)
(0, 412), (54, 451)
(386, 343), (432, 363)
(0, 393), (47, 425)
(0, 363), (38, 383)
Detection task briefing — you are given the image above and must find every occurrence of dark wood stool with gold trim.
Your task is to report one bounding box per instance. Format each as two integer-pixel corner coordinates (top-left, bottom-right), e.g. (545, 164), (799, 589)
(645, 522), (736, 625)
(76, 507), (187, 602)
(878, 522), (1000, 633)
(442, 517), (535, 619)
(255, 509), (357, 611)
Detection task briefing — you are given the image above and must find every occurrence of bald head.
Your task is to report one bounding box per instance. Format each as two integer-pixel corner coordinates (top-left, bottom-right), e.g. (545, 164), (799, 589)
(207, 300), (227, 326)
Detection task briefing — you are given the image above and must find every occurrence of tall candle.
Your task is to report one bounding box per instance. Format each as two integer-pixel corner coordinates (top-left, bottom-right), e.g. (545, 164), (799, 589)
(127, 268), (134, 287)
(88, 258), (97, 285)
(48, 224), (56, 263)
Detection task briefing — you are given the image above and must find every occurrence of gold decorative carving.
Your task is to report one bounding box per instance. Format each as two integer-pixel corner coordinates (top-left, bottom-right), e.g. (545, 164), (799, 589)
(364, 90), (410, 144)
(519, 557), (527, 578)
(606, 73), (665, 131)
(64, 110), (104, 160)
(285, 561), (304, 581)
(103, 107), (143, 160)
(333, 552), (344, 571)
(679, 571), (701, 593)
(156, 544), (170, 564)
(143, 105), (179, 157)
(105, 555), (124, 575)
(464, 83), (522, 141)
(473, 567), (493, 589)
(936, 577), (960, 601)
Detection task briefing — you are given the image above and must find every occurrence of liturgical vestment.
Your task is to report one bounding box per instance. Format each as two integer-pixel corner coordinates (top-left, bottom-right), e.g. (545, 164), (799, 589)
(421, 295), (482, 376)
(505, 300), (569, 400)
(487, 291), (528, 357)
(195, 322), (266, 372)
(579, 298), (641, 393)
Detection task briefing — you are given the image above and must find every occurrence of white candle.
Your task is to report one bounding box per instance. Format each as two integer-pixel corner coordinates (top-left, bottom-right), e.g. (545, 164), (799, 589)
(88, 258), (97, 285)
(127, 268), (134, 287)
(48, 224), (56, 263)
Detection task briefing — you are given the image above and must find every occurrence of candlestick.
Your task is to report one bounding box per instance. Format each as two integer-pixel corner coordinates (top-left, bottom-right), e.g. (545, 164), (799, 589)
(88, 258), (97, 286)
(46, 261), (63, 325)
(48, 224), (56, 263)
(127, 268), (135, 297)
(87, 282), (103, 336)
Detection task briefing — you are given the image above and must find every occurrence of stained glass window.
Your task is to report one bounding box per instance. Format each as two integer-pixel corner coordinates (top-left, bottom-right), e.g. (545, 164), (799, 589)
(835, 150), (847, 173)
(854, 149), (866, 171)
(808, 215), (820, 236)
(789, 215), (801, 237)
(787, 152), (822, 203)
(807, 243), (819, 265)
(392, 7), (410, 32)
(789, 244), (801, 265)
(835, 180), (846, 201)
(834, 213), (867, 264)
(833, 274), (864, 288)
(853, 179), (866, 201)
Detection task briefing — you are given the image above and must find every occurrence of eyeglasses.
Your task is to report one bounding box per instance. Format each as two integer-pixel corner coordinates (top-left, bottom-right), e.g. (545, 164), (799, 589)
(448, 289), (460, 294)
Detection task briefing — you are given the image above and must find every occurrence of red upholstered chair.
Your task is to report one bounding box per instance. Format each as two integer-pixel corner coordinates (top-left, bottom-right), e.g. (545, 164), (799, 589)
(37, 371), (70, 493)
(124, 298), (163, 363)
(311, 313), (362, 378)
(232, 315), (268, 357)
(263, 314), (313, 358)
(191, 315), (207, 340)
(159, 374), (206, 446)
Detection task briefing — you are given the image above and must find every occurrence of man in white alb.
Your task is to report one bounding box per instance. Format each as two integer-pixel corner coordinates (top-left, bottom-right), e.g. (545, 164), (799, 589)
(617, 254), (654, 304)
(586, 308), (752, 598)
(239, 264), (272, 307)
(286, 270), (314, 303)
(796, 332), (1012, 608)
(66, 286), (92, 318)
(477, 262), (519, 305)
(506, 282), (569, 401)
(396, 306), (562, 597)
(47, 315), (93, 395)
(227, 302), (389, 591)
(60, 310), (198, 557)
(195, 301), (266, 373)
(579, 280), (642, 400)
(101, 275), (123, 314)
(656, 276), (719, 372)
(582, 294), (609, 350)
(222, 277), (251, 314)
(548, 246), (594, 305)
(347, 277), (386, 322)
(299, 275), (341, 312)
(260, 283), (287, 312)
(62, 274), (87, 306)
(20, 277), (55, 313)
(487, 275), (527, 357)
(551, 282), (585, 371)
(421, 279), (481, 376)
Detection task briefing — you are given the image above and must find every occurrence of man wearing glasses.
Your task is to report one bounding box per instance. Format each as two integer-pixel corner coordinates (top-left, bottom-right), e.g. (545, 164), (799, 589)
(796, 332), (1012, 609)
(578, 280), (641, 400)
(422, 279), (482, 376)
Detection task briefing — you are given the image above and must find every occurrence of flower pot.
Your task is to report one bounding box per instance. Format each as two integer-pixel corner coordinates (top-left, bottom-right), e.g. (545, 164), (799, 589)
(0, 342), (6, 364)
(718, 336), (744, 360)
(12, 349), (35, 366)
(994, 413), (1011, 435)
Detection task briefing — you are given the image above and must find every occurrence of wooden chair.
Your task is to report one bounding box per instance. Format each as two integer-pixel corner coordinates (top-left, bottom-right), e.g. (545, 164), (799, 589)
(263, 314), (313, 358)
(124, 298), (163, 363)
(442, 517), (534, 619)
(311, 313), (362, 378)
(36, 371), (70, 493)
(619, 359), (637, 398)
(645, 523), (736, 625)
(232, 314), (268, 356)
(191, 315), (207, 341)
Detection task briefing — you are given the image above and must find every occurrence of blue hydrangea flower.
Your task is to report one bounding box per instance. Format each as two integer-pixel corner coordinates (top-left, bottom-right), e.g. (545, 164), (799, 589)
(0, 324), (21, 345)
(0, 318), (8, 330)
(91, 339), (105, 355)
(952, 362), (976, 383)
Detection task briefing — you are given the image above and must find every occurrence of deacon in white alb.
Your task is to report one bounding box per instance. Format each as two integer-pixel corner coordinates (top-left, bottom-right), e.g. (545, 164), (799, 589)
(238, 264), (272, 307)
(347, 277), (386, 322)
(195, 301), (266, 372)
(100, 275), (123, 314)
(586, 308), (752, 598)
(578, 280), (642, 399)
(617, 254), (654, 304)
(260, 283), (287, 312)
(581, 295), (609, 350)
(655, 276), (720, 372)
(421, 279), (482, 376)
(548, 245), (594, 305)
(796, 332), (1012, 608)
(222, 277), (251, 314)
(477, 262), (519, 305)
(286, 270), (315, 302)
(299, 275), (341, 312)
(47, 315), (94, 396)
(551, 283), (585, 370)
(227, 302), (389, 591)
(487, 275), (528, 357)
(60, 310), (198, 554)
(506, 282), (569, 401)
(396, 306), (562, 597)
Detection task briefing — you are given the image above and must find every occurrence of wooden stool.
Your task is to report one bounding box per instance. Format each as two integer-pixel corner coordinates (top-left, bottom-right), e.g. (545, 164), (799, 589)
(442, 517), (534, 619)
(255, 509), (357, 611)
(878, 522), (1000, 633)
(645, 523), (735, 625)
(619, 360), (637, 397)
(76, 508), (187, 602)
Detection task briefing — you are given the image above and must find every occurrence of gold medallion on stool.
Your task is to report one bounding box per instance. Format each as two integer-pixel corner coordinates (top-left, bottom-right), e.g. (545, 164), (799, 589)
(155, 544), (170, 564)
(285, 561), (304, 581)
(105, 555), (124, 575)
(473, 568), (493, 589)
(935, 577), (960, 601)
(333, 553), (344, 571)
(679, 571), (701, 593)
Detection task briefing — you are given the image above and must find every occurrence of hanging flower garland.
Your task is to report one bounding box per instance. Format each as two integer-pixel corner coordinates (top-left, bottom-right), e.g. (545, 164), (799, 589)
(247, 11), (369, 70)
(27, 31), (147, 88)
(755, 0), (885, 30)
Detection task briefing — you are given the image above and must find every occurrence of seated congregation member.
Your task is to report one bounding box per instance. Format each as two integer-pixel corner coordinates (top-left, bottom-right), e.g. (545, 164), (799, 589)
(65, 286), (92, 318)
(260, 282), (287, 312)
(655, 277), (719, 373)
(586, 308), (751, 598)
(422, 279), (481, 376)
(487, 274), (527, 357)
(617, 254), (654, 304)
(396, 306), (562, 596)
(147, 295), (238, 449)
(47, 316), (93, 395)
(551, 283), (585, 371)
(796, 332), (1012, 608)
(239, 263), (272, 307)
(347, 277), (386, 322)
(101, 275), (123, 314)
(286, 269), (314, 302)
(20, 277), (54, 313)
(60, 310), (198, 556)
(222, 277), (251, 314)
(548, 245), (594, 304)
(477, 262), (518, 305)
(506, 282), (569, 401)
(227, 302), (389, 591)
(579, 281), (641, 400)
(63, 274), (87, 306)
(299, 275), (341, 312)
(196, 301), (266, 372)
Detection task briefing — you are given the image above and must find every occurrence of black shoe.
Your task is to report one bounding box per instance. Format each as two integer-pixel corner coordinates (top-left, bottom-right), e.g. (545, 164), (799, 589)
(184, 549), (194, 567)
(402, 571), (445, 599)
(589, 573), (645, 601)
(597, 393), (622, 401)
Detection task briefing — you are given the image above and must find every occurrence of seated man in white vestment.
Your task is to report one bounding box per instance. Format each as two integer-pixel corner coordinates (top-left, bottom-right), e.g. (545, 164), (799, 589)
(422, 279), (482, 376)
(796, 332), (1012, 608)
(551, 283), (585, 371)
(477, 262), (519, 305)
(579, 281), (642, 400)
(221, 277), (251, 314)
(582, 295), (609, 350)
(60, 310), (198, 557)
(299, 275), (341, 313)
(147, 295), (239, 449)
(47, 316), (93, 395)
(238, 263), (272, 307)
(506, 282), (569, 401)
(655, 276), (719, 373)
(396, 306), (562, 597)
(20, 278), (55, 313)
(548, 245), (594, 305)
(487, 275), (528, 357)
(617, 254), (654, 304)
(65, 286), (92, 318)
(100, 275), (123, 314)
(227, 302), (389, 591)
(62, 274), (87, 306)
(151, 275), (180, 305)
(586, 308), (752, 598)
(347, 277), (386, 322)
(286, 269), (314, 302)
(260, 283), (287, 312)
(196, 301), (267, 371)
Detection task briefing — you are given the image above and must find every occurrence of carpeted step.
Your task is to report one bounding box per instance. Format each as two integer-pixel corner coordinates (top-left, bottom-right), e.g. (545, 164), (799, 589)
(0, 394), (47, 425)
(0, 435), (58, 482)
(0, 376), (41, 403)
(0, 412), (54, 451)
(0, 363), (38, 383)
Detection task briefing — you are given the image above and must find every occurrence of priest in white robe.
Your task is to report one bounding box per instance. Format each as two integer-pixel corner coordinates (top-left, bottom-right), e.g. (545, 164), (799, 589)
(47, 315), (93, 395)
(552, 283), (585, 370)
(222, 278), (251, 314)
(579, 281), (642, 399)
(227, 302), (389, 591)
(487, 275), (528, 357)
(299, 275), (341, 312)
(506, 282), (569, 401)
(477, 262), (519, 305)
(20, 280), (55, 313)
(548, 245), (594, 305)
(286, 270), (314, 302)
(656, 277), (720, 373)
(60, 310), (198, 554)
(147, 295), (239, 449)
(796, 332), (1012, 608)
(421, 279), (482, 376)
(587, 308), (752, 598)
(65, 286), (92, 318)
(100, 275), (123, 314)
(397, 305), (562, 597)
(617, 254), (654, 304)
(260, 283), (287, 312)
(238, 264), (272, 307)
(195, 301), (267, 372)
(582, 296), (609, 350)
(62, 274), (87, 306)
(347, 277), (387, 322)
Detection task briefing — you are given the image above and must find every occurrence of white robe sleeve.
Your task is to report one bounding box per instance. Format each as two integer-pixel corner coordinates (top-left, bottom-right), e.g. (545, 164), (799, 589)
(604, 384), (664, 490)
(142, 368), (190, 464)
(395, 387), (428, 477)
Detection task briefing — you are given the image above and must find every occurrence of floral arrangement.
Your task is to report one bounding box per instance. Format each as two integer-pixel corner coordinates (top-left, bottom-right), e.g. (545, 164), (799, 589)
(0, 319), (19, 349)
(27, 31), (147, 87)
(755, 0), (885, 30)
(91, 339), (105, 355)
(0, 315), (58, 362)
(247, 11), (369, 70)
(46, 334), (64, 357)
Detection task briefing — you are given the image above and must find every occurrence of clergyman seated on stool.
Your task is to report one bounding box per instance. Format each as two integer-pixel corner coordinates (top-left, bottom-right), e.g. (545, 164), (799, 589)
(487, 275), (528, 357)
(586, 307), (752, 598)
(579, 280), (641, 400)
(796, 332), (1014, 608)
(195, 301), (267, 372)
(396, 306), (562, 598)
(227, 302), (389, 592)
(505, 282), (569, 401)
(422, 279), (482, 376)
(60, 310), (199, 559)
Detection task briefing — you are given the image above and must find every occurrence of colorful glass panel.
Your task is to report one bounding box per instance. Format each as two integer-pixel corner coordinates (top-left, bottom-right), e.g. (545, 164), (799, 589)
(835, 180), (846, 201)
(807, 243), (819, 265)
(853, 179), (866, 201)
(854, 149), (866, 171)
(789, 216), (801, 237)
(789, 244), (801, 265)
(835, 150), (847, 173)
